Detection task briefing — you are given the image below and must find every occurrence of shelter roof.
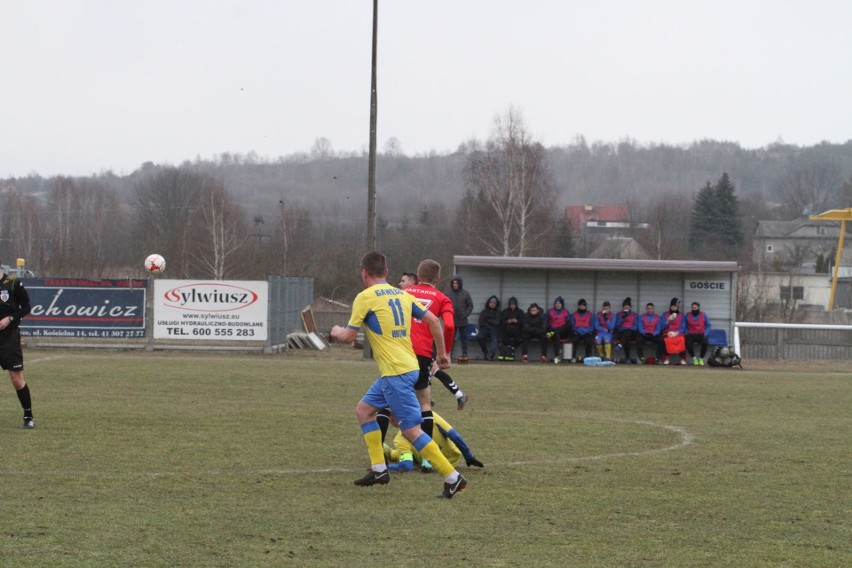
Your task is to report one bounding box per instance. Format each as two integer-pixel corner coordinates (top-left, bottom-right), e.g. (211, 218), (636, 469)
(454, 256), (738, 273)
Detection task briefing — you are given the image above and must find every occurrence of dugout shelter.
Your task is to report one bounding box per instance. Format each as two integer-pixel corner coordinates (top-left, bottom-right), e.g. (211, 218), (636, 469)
(452, 256), (739, 346)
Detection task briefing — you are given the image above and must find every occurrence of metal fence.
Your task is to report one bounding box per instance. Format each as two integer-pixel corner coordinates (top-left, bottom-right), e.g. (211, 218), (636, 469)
(312, 311), (347, 335)
(267, 276), (314, 349)
(734, 322), (852, 360)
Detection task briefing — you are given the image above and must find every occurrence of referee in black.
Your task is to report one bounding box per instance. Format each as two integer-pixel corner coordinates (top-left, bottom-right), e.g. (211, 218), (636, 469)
(0, 263), (34, 428)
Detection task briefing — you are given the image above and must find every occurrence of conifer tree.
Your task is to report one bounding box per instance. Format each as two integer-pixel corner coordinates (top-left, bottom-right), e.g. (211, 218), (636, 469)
(688, 172), (743, 258)
(688, 181), (717, 252)
(553, 216), (576, 258)
(713, 172), (743, 246)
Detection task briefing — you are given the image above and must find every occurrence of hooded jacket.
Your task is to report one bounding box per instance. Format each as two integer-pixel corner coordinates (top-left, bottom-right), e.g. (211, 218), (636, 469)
(478, 295), (502, 332)
(524, 303), (547, 335)
(547, 296), (570, 330)
(501, 297), (525, 333)
(447, 275), (474, 327)
(571, 303), (594, 335)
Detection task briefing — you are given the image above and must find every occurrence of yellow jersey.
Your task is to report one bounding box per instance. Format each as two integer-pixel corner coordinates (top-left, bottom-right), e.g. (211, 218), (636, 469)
(392, 411), (462, 468)
(347, 282), (428, 377)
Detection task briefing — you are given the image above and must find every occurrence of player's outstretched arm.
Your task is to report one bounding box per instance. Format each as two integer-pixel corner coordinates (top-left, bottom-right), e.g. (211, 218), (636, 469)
(423, 312), (451, 369)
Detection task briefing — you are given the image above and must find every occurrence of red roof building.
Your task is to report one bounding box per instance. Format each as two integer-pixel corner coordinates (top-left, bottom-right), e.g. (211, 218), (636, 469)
(565, 204), (632, 234)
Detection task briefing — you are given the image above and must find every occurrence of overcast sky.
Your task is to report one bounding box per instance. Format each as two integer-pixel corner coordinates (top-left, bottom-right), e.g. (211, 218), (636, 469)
(2, 0), (851, 178)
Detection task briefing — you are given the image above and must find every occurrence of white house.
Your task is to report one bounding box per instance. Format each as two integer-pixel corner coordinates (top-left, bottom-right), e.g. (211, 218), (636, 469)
(752, 218), (843, 270)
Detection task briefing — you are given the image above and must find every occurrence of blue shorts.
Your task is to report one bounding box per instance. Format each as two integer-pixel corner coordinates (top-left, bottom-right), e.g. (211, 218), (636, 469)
(361, 370), (423, 431)
(595, 332), (613, 343)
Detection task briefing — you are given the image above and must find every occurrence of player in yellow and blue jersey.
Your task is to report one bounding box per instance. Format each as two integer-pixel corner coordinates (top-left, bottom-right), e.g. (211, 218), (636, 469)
(382, 408), (484, 472)
(330, 251), (468, 499)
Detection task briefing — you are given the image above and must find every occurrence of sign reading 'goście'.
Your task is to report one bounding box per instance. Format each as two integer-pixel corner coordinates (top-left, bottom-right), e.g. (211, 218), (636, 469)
(687, 280), (727, 291)
(153, 280), (268, 341)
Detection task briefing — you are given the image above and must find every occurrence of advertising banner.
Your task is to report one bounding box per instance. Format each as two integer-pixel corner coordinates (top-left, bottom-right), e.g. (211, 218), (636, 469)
(21, 278), (147, 339)
(153, 280), (268, 341)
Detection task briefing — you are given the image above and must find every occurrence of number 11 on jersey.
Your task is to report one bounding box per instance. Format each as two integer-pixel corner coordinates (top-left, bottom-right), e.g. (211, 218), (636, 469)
(388, 298), (405, 326)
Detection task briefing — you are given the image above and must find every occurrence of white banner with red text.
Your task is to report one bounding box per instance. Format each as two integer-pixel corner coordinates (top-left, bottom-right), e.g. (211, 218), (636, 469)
(153, 280), (268, 341)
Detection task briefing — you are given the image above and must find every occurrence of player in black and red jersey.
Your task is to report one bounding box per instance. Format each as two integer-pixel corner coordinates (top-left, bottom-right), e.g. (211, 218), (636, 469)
(390, 260), (469, 457)
(0, 265), (34, 428)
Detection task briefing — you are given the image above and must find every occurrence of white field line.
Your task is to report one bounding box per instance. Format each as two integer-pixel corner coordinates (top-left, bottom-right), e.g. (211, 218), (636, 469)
(497, 420), (694, 467)
(1, 419), (694, 478)
(26, 355), (70, 365)
(258, 419), (694, 474)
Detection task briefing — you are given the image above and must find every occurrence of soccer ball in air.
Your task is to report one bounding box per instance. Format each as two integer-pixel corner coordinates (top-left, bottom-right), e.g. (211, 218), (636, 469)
(144, 254), (166, 275)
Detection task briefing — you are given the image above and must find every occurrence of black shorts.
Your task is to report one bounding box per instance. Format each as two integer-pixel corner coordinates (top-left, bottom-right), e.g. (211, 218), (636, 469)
(414, 354), (434, 391)
(0, 329), (24, 371)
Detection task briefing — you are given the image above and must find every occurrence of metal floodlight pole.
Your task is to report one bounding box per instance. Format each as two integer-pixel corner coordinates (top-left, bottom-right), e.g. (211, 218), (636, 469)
(364, 0), (379, 361)
(826, 219), (847, 309)
(366, 0), (378, 252)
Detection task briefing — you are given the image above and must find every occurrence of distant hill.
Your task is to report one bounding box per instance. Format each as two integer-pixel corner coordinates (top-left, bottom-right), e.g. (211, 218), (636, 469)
(6, 139), (852, 221)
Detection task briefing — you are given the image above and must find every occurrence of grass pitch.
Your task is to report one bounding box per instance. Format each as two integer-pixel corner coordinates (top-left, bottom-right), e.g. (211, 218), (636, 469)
(1, 348), (849, 567)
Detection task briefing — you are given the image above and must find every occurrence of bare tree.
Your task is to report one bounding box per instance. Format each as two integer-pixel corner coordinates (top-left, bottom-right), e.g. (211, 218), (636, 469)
(44, 177), (130, 277)
(0, 181), (43, 269)
(383, 137), (404, 157)
(777, 162), (844, 218)
(772, 242), (819, 272)
(189, 183), (249, 279)
(633, 192), (691, 259)
(842, 174), (852, 206)
(131, 167), (207, 277)
(460, 107), (556, 256)
(265, 199), (314, 277)
(310, 137), (335, 161)
(736, 268), (769, 321)
(778, 270), (807, 323)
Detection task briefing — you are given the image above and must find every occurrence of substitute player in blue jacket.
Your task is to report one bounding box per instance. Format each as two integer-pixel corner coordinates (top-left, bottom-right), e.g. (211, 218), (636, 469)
(684, 302), (712, 365)
(570, 299), (595, 362)
(637, 302), (665, 363)
(613, 297), (639, 364)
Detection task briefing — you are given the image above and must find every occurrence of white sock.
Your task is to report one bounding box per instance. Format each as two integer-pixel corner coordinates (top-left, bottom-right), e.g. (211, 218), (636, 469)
(372, 463), (388, 473)
(444, 471), (459, 484)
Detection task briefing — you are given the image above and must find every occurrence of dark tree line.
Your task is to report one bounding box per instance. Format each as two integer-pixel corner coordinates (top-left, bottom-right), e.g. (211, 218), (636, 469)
(2, 122), (851, 302)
